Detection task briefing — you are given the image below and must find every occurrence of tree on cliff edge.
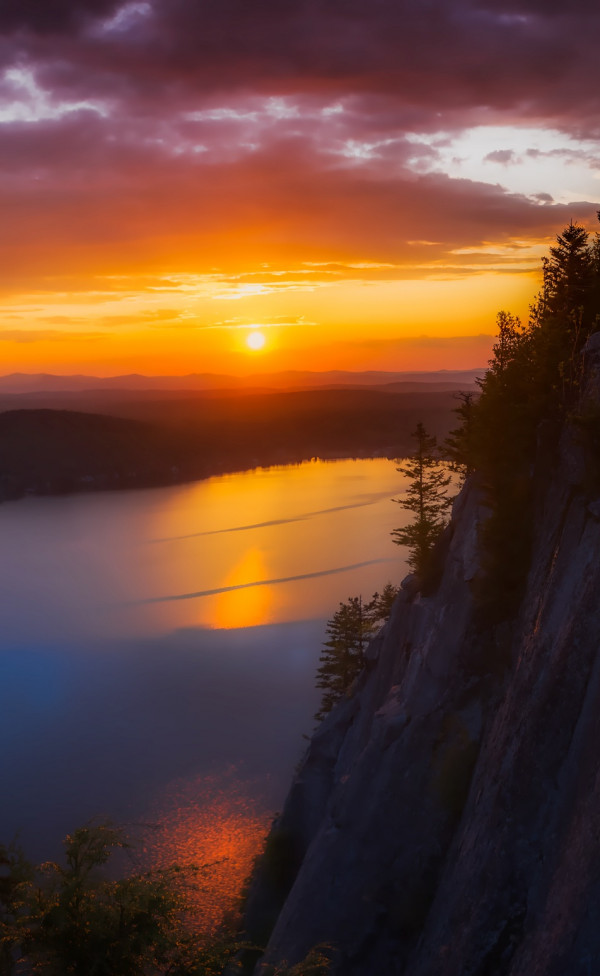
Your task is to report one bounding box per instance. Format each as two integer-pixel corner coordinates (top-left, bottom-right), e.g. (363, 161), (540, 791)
(392, 422), (452, 577)
(315, 586), (398, 721)
(444, 390), (477, 481)
(315, 596), (372, 721)
(439, 214), (600, 621)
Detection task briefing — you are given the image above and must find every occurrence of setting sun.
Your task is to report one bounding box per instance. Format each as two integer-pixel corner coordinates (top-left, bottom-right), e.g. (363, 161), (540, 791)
(246, 331), (266, 351)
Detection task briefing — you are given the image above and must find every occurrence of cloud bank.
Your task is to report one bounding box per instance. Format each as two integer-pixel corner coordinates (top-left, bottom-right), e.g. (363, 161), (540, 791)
(1, 0), (599, 371)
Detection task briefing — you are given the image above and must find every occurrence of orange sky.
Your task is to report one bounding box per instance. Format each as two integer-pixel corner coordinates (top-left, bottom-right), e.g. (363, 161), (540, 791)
(1, 2), (599, 376)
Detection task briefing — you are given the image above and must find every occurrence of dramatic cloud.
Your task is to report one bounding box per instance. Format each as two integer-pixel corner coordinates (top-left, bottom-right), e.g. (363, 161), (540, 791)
(1, 0), (599, 372)
(0, 0), (120, 34)
(3, 1), (599, 128)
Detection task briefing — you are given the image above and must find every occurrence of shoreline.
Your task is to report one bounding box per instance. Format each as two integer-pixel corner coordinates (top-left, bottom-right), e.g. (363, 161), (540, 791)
(0, 447), (400, 505)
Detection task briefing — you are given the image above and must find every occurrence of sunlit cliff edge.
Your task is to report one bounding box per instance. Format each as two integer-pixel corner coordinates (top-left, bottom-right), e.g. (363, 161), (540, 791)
(240, 331), (600, 976)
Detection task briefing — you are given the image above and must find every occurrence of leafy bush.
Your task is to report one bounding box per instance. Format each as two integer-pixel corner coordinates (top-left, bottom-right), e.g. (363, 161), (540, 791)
(0, 822), (238, 976)
(260, 945), (333, 976)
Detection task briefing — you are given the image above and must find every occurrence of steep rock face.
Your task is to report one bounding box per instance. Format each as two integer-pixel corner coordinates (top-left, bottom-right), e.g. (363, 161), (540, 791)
(245, 337), (600, 976)
(408, 345), (600, 976)
(245, 481), (494, 973)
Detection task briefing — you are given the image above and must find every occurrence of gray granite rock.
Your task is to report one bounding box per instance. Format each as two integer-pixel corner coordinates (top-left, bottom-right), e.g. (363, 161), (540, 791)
(243, 361), (600, 975)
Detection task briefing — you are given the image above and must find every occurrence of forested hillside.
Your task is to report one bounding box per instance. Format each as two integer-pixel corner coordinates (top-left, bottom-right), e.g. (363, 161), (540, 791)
(0, 389), (458, 502)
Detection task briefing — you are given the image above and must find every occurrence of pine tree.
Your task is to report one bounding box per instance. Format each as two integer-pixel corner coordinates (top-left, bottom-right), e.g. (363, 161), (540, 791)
(444, 390), (477, 481)
(592, 214), (600, 277)
(530, 220), (600, 404)
(315, 596), (372, 721)
(542, 220), (595, 317)
(392, 422), (452, 577)
(489, 311), (526, 378)
(367, 582), (399, 623)
(459, 216), (600, 621)
(314, 585), (398, 722)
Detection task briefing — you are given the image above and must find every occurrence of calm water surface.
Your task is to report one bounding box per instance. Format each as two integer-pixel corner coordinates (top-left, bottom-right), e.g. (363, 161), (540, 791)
(0, 458), (409, 926)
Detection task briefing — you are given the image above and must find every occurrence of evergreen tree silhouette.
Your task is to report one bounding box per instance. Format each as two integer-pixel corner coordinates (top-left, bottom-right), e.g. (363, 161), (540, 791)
(392, 422), (452, 577)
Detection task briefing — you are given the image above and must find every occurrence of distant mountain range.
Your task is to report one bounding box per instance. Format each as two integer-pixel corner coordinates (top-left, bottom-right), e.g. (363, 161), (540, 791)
(0, 369), (484, 395)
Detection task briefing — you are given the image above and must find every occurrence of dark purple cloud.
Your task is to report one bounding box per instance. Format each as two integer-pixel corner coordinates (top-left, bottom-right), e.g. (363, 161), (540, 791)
(0, 0), (120, 34)
(0, 0), (599, 295)
(0, 115), (594, 290)
(2, 0), (599, 132)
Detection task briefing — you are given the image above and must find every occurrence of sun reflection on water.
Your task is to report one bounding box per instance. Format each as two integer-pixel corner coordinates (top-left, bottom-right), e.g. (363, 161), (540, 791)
(140, 769), (271, 933)
(210, 547), (273, 629)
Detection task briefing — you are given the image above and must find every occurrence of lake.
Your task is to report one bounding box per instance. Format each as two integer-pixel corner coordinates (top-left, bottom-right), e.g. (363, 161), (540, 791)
(0, 457), (409, 927)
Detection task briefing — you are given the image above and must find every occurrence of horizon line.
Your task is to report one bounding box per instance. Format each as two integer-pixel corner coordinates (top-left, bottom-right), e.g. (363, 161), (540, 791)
(0, 366), (487, 379)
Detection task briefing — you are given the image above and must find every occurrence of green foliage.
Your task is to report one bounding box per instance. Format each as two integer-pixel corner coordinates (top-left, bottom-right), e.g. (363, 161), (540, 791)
(542, 220), (597, 320)
(0, 822), (238, 976)
(392, 422), (452, 577)
(315, 597), (371, 721)
(0, 840), (34, 976)
(261, 945), (333, 976)
(447, 215), (600, 621)
(490, 310), (527, 375)
(368, 582), (398, 622)
(444, 391), (477, 480)
(315, 585), (398, 721)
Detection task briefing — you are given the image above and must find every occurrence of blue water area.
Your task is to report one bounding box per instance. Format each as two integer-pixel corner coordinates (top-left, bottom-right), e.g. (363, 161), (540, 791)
(0, 620), (324, 863)
(0, 459), (407, 866)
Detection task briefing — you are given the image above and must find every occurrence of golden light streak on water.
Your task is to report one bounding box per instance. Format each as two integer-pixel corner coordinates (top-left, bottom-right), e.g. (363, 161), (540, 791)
(141, 770), (271, 933)
(210, 547), (273, 629)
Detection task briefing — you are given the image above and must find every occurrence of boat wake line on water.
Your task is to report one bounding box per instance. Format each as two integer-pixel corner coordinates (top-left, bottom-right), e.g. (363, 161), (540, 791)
(131, 557), (397, 605)
(146, 490), (396, 544)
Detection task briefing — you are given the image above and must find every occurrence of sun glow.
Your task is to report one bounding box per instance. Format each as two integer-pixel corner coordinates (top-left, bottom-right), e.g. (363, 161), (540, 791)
(246, 330), (266, 351)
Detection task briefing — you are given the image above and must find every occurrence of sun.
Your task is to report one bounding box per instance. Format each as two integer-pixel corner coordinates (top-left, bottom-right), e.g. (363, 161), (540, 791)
(246, 330), (266, 351)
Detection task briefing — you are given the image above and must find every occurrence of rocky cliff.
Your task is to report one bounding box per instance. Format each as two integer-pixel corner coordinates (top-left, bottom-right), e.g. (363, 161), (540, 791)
(240, 334), (600, 976)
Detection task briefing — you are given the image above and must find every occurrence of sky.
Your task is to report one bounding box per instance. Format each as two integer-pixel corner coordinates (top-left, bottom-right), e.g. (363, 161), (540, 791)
(1, 0), (600, 376)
